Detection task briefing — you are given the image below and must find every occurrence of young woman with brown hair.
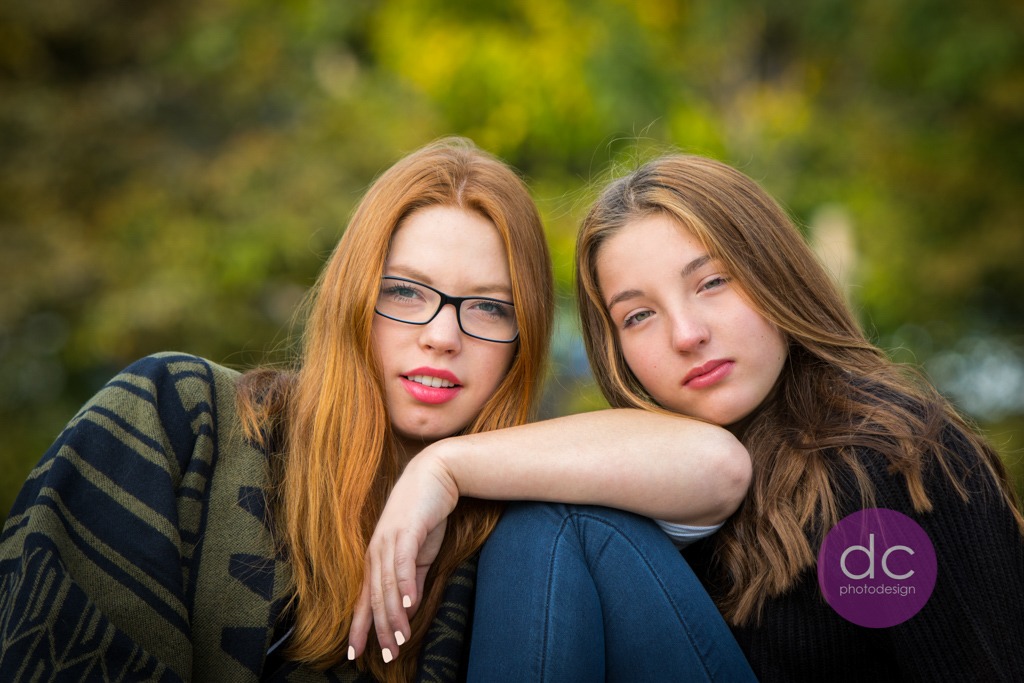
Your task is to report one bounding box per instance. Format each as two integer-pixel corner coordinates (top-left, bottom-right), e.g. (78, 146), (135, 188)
(569, 154), (1024, 680)
(357, 153), (1024, 681)
(0, 139), (752, 682)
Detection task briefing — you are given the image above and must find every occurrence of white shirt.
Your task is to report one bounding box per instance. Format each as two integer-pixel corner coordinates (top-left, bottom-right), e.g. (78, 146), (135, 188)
(654, 519), (723, 548)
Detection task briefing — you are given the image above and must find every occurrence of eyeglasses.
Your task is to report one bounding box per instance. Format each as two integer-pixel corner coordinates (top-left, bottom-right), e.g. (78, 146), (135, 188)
(374, 276), (519, 343)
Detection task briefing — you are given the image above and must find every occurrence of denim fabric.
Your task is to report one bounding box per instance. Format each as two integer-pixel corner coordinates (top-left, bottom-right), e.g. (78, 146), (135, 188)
(467, 503), (756, 682)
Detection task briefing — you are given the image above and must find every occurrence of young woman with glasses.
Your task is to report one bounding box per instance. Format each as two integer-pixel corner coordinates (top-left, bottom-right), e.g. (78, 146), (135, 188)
(0, 139), (753, 682)
(354, 152), (1024, 681)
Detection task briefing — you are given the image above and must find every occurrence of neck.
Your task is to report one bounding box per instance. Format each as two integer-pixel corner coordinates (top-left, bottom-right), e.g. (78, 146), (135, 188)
(393, 434), (430, 467)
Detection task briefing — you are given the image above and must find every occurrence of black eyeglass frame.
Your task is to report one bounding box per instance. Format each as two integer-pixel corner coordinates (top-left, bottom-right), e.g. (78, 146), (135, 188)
(374, 276), (520, 344)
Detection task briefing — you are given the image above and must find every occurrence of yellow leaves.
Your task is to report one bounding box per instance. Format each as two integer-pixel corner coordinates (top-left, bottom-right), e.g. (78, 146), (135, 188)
(667, 104), (725, 157)
(371, 0), (604, 157)
(314, 48), (361, 100)
(625, 0), (684, 33)
(3, 0), (1024, 519)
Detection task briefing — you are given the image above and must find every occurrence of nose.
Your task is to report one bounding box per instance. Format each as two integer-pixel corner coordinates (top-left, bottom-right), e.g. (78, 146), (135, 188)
(669, 310), (709, 353)
(419, 303), (463, 353)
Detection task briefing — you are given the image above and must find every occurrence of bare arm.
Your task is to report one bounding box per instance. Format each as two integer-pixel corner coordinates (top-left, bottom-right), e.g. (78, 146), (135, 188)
(347, 408), (751, 662)
(437, 408), (749, 524)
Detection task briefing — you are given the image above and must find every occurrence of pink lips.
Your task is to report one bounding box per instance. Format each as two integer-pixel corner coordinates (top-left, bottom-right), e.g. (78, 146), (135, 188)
(401, 367), (462, 405)
(682, 360), (734, 389)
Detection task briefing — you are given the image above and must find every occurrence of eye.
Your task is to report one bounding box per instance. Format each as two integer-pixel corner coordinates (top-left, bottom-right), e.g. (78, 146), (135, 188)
(382, 282), (426, 303)
(466, 299), (514, 320)
(699, 275), (730, 292)
(622, 309), (655, 329)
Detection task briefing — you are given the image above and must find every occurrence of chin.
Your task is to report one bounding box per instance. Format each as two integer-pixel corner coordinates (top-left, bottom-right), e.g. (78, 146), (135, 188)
(397, 422), (463, 445)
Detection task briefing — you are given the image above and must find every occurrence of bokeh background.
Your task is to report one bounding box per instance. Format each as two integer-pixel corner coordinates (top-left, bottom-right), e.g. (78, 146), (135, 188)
(3, 0), (1023, 521)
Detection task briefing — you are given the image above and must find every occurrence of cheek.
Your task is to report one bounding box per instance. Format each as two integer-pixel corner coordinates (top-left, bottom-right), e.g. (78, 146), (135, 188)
(497, 345), (518, 382)
(477, 344), (517, 392)
(771, 332), (789, 371)
(620, 339), (659, 383)
(756, 318), (785, 355)
(755, 323), (788, 382)
(370, 318), (390, 362)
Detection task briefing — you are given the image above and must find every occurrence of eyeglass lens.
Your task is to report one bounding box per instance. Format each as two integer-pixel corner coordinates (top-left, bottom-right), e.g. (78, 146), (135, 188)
(376, 277), (518, 342)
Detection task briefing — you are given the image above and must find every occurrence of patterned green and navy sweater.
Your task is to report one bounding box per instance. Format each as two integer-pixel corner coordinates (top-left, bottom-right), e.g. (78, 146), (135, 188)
(0, 353), (476, 682)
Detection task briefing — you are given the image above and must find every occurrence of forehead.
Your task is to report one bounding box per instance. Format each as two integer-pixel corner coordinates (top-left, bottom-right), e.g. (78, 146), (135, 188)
(386, 205), (512, 293)
(597, 214), (705, 274)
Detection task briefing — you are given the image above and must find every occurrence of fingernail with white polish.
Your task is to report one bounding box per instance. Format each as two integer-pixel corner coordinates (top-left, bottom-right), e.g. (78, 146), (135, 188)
(395, 630), (406, 646)
(403, 595), (412, 608)
(348, 645), (355, 661)
(382, 648), (393, 664)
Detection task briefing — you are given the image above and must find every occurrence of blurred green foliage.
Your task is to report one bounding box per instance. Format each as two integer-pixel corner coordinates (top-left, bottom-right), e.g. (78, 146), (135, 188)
(2, 0), (1022, 519)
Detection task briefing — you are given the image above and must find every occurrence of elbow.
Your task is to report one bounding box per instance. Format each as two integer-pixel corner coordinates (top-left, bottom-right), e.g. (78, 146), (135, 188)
(710, 438), (752, 522)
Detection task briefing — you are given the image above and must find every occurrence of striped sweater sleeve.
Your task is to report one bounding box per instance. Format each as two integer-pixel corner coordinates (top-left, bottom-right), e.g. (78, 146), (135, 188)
(0, 353), (232, 682)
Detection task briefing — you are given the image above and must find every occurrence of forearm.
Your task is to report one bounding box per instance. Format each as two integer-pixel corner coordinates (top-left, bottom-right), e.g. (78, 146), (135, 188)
(350, 409), (750, 660)
(427, 408), (751, 526)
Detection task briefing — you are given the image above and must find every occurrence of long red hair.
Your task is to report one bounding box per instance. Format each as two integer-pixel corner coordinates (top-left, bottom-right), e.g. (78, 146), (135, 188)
(238, 137), (553, 679)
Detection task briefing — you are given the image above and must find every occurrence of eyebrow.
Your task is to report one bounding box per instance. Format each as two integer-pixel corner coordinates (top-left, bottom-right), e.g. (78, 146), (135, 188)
(385, 265), (513, 297)
(681, 254), (712, 279)
(605, 254), (713, 309)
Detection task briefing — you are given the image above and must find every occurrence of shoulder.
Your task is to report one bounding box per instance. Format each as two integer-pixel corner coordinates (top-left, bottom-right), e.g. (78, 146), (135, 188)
(114, 352), (241, 390)
(96, 352), (241, 416)
(49, 352), (252, 481)
(848, 425), (1022, 545)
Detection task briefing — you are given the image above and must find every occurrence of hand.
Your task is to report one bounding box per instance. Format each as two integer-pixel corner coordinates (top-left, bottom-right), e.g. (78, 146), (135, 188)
(347, 447), (460, 663)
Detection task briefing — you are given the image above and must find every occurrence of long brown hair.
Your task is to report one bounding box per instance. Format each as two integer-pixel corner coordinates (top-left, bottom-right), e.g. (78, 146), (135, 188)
(237, 137), (553, 679)
(576, 153), (1023, 625)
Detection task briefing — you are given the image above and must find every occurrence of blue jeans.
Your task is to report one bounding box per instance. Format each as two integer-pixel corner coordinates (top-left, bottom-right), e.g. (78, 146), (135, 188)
(467, 503), (756, 682)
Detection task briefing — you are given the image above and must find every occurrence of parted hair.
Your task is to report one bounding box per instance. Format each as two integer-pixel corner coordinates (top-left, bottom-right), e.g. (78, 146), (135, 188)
(237, 137), (553, 680)
(575, 153), (1023, 625)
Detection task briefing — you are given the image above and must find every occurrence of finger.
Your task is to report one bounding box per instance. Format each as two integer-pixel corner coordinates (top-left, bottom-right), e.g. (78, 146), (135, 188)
(410, 518), (448, 619)
(369, 539), (404, 662)
(347, 579), (373, 660)
(394, 529), (420, 613)
(381, 536), (413, 655)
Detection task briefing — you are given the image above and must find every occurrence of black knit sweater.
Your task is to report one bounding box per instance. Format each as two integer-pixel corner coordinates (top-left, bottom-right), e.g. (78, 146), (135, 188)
(684, 432), (1024, 682)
